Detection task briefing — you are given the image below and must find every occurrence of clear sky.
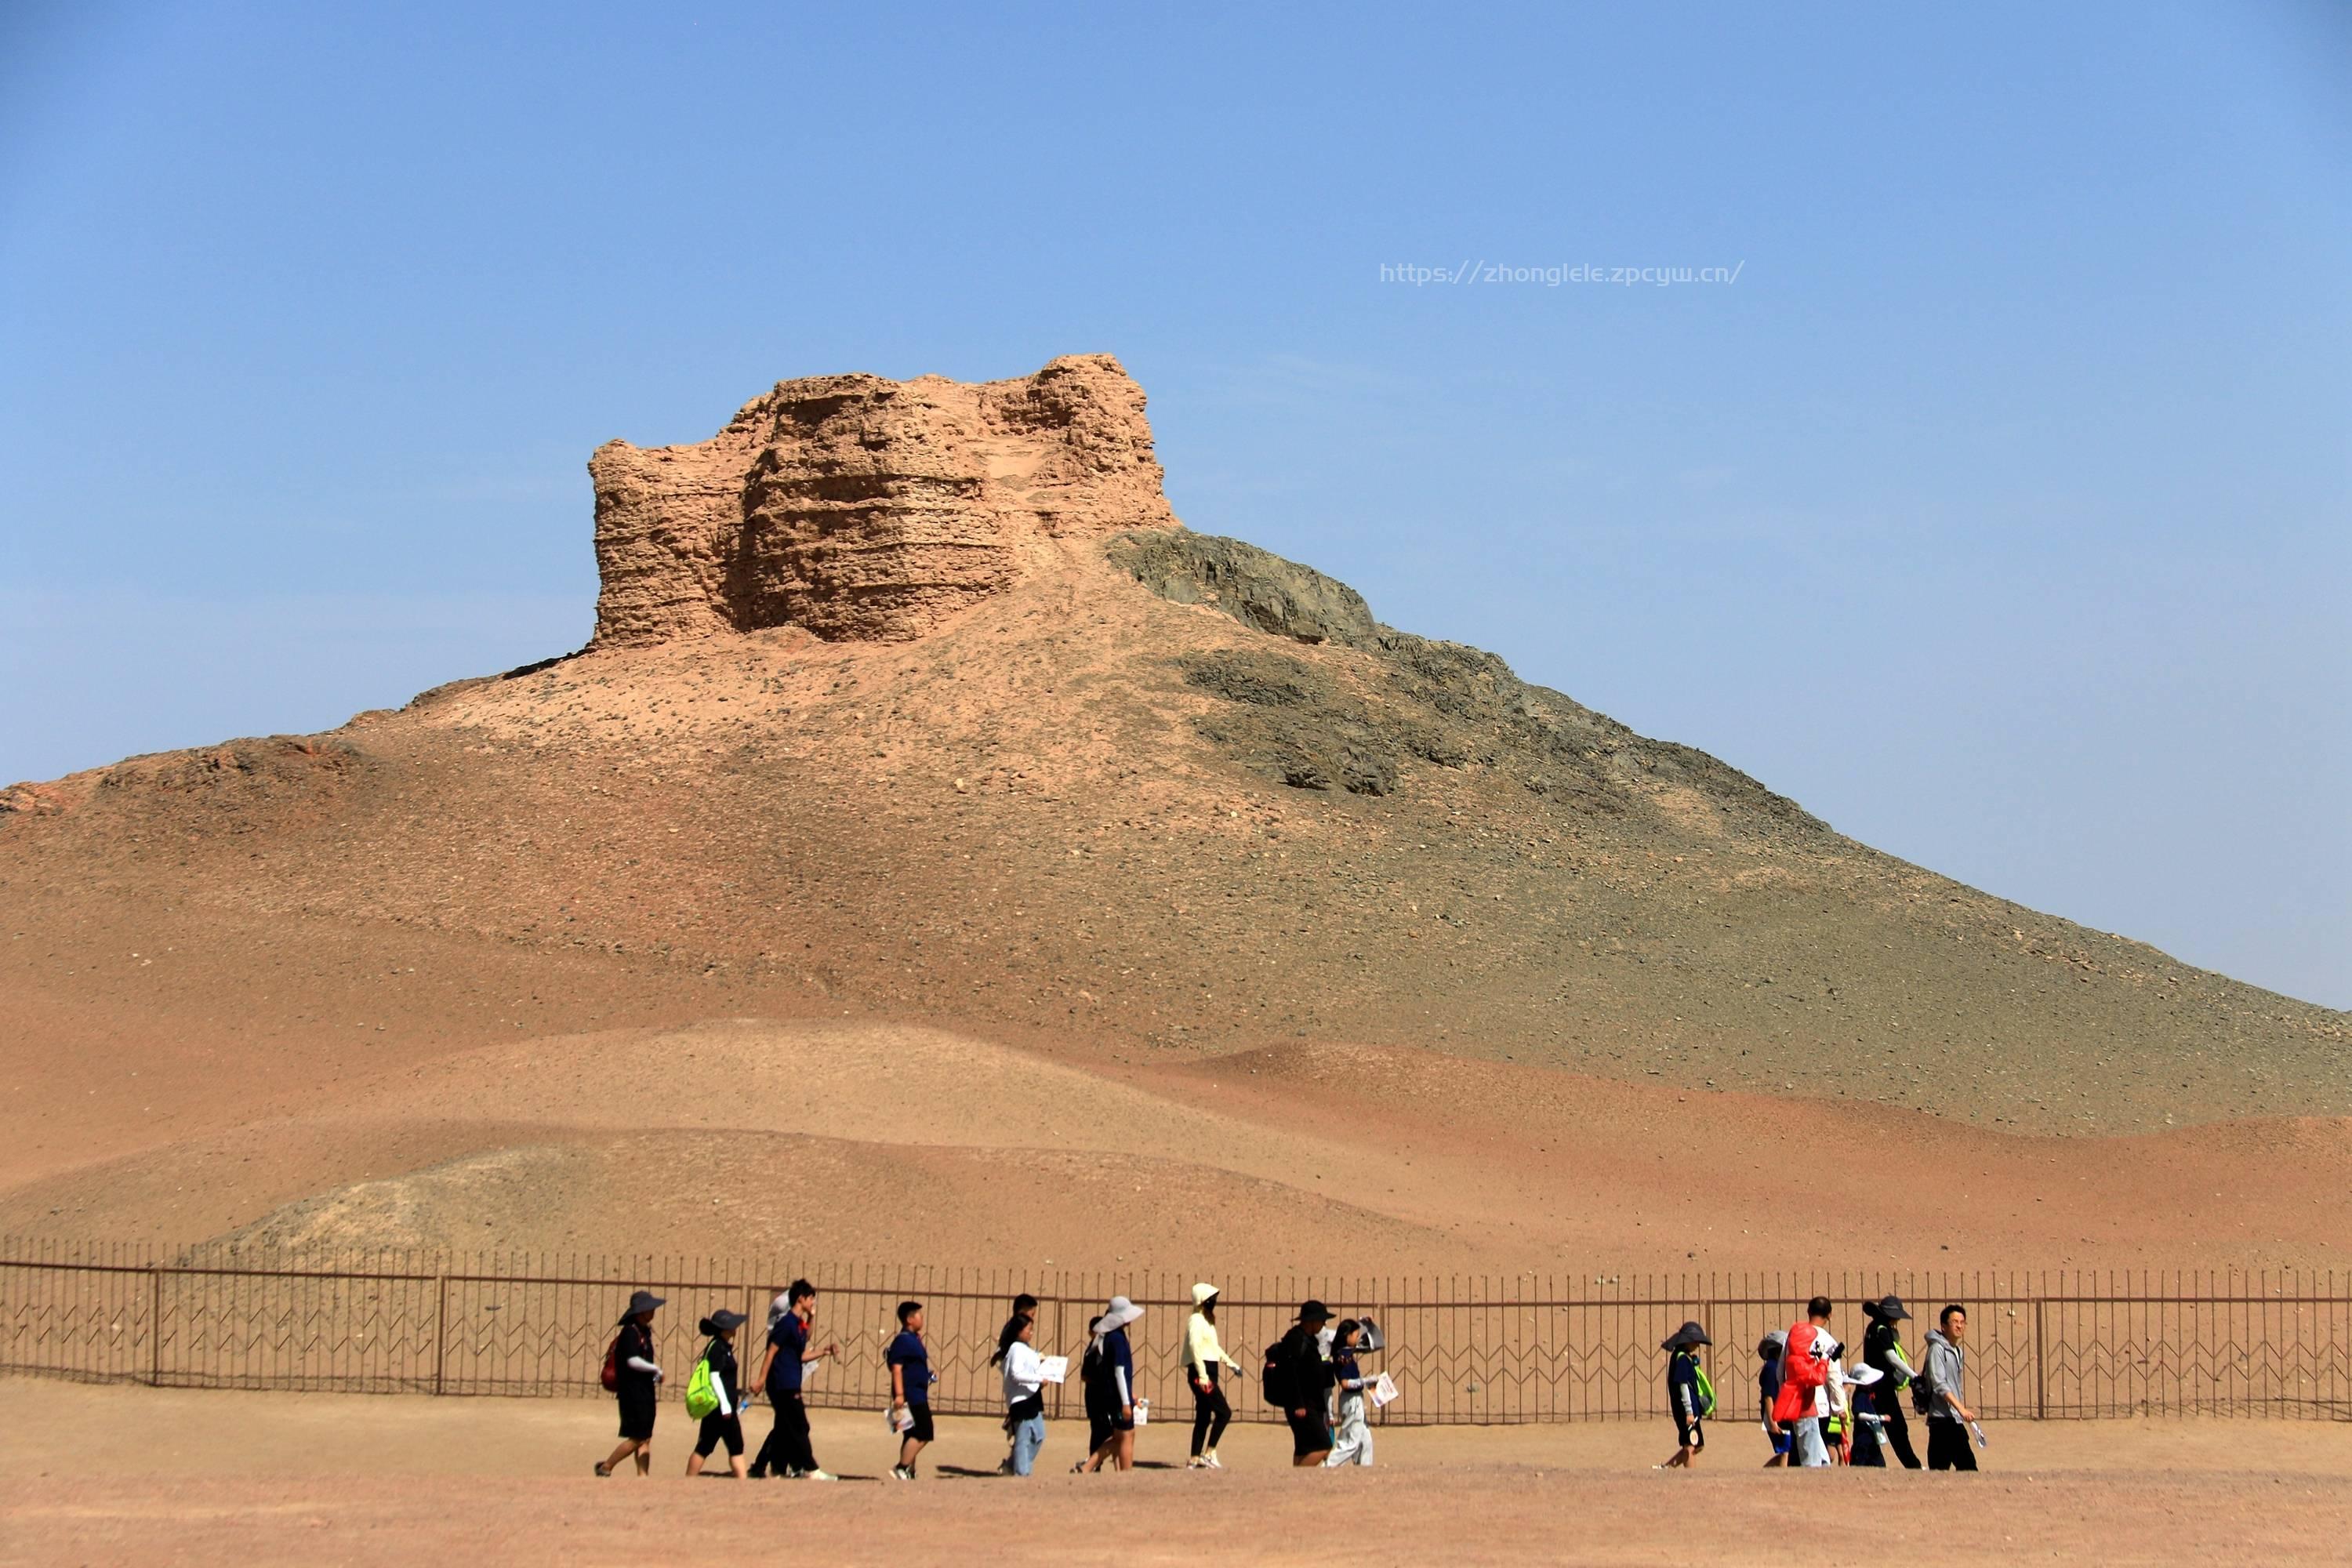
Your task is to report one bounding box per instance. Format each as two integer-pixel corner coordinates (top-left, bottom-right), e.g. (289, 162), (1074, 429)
(3, 2), (2346, 1007)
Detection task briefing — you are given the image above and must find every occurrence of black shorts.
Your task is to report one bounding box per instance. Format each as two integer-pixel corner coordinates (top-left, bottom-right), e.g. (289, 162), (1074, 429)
(902, 1404), (935, 1443)
(1675, 1417), (1705, 1450)
(615, 1385), (656, 1441)
(695, 1411), (744, 1457)
(1287, 1411), (1330, 1457)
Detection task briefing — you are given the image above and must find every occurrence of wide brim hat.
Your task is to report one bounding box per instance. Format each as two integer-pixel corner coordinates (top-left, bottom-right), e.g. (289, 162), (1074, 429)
(1191, 1282), (1220, 1308)
(1661, 1319), (1711, 1350)
(1101, 1294), (1145, 1331)
(1846, 1362), (1885, 1386)
(1296, 1299), (1332, 1324)
(619, 1289), (666, 1323)
(701, 1308), (748, 1333)
(1867, 1294), (1911, 1321)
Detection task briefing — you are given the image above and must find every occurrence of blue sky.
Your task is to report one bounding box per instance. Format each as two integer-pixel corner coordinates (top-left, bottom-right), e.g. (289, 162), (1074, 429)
(2, 2), (2346, 1006)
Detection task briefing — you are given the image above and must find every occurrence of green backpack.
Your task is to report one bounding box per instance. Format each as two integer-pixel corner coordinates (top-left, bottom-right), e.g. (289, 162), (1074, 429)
(1691, 1358), (1718, 1418)
(684, 1344), (720, 1421)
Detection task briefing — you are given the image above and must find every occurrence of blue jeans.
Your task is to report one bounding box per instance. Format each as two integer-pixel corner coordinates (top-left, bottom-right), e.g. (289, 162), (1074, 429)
(1010, 1413), (1047, 1475)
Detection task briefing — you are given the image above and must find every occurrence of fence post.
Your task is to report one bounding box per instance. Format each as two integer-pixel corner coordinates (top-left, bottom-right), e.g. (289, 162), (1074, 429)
(2033, 1296), (2047, 1421)
(147, 1265), (162, 1388)
(434, 1275), (448, 1397)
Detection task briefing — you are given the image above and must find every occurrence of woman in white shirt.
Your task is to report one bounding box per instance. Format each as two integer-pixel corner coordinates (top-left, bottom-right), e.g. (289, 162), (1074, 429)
(993, 1312), (1051, 1475)
(1183, 1282), (1243, 1470)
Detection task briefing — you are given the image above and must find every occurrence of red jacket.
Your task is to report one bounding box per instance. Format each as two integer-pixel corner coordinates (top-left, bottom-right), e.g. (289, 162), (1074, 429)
(1772, 1322), (1832, 1423)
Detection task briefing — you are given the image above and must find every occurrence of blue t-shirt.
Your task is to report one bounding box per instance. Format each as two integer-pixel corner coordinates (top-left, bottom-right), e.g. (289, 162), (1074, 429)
(767, 1312), (808, 1393)
(1759, 1359), (1783, 1421)
(888, 1329), (932, 1404)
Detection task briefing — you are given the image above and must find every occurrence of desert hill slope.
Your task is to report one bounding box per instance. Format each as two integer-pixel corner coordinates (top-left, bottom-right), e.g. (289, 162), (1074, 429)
(2, 354), (2345, 1268)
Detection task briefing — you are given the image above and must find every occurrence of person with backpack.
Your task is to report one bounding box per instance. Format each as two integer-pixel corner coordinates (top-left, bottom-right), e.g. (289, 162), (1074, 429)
(594, 1289), (664, 1477)
(887, 1300), (936, 1480)
(1852, 1294), (1923, 1469)
(684, 1308), (750, 1477)
(1922, 1304), (1983, 1471)
(1269, 1300), (1336, 1468)
(1756, 1332), (1790, 1467)
(1079, 1295), (1145, 1474)
(1769, 1297), (1845, 1468)
(996, 1294), (1042, 1475)
(1324, 1319), (1378, 1468)
(750, 1278), (839, 1480)
(1655, 1320), (1713, 1468)
(993, 1308), (1051, 1476)
(1183, 1282), (1242, 1470)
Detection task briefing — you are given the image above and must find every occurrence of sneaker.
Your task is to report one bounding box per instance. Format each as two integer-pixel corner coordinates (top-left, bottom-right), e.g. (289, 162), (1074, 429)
(890, 1465), (914, 1481)
(1186, 1457), (1207, 1470)
(804, 1468), (837, 1483)
(782, 1467), (802, 1479)
(1203, 1450), (1223, 1470)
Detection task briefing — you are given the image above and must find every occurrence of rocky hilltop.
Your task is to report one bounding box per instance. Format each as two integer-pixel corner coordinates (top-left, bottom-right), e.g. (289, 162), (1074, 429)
(3, 356), (2344, 1157)
(589, 354), (1175, 645)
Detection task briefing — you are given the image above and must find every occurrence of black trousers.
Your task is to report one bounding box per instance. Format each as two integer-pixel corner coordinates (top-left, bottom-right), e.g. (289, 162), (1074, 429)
(1927, 1418), (1978, 1471)
(1189, 1366), (1231, 1457)
(1875, 1389), (1922, 1468)
(750, 1391), (817, 1475)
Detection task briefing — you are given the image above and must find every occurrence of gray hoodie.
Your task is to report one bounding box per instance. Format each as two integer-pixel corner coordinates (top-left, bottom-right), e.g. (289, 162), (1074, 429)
(1922, 1329), (1965, 1418)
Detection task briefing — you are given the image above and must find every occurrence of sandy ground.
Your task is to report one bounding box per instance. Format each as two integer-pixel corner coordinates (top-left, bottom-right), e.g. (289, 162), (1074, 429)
(1, 1381), (2347, 1566)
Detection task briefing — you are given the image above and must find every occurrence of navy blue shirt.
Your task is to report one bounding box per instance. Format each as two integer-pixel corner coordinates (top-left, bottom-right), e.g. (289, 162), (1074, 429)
(1758, 1359), (1783, 1421)
(767, 1312), (808, 1394)
(1667, 1349), (1704, 1424)
(888, 1329), (932, 1404)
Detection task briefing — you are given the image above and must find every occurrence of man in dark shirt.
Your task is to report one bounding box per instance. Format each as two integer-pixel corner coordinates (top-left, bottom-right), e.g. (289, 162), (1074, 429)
(750, 1279), (837, 1480)
(887, 1301), (935, 1479)
(1281, 1301), (1336, 1467)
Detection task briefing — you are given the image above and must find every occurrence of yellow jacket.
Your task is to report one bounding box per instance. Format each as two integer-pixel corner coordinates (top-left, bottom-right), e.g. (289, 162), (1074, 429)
(1185, 1310), (1241, 1374)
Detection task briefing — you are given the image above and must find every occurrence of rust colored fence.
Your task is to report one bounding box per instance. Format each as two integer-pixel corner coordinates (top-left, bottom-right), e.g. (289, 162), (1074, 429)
(3, 1240), (2347, 1423)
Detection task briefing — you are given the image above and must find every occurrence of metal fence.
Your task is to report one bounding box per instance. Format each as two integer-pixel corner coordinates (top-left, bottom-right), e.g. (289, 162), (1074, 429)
(4, 1239), (2347, 1423)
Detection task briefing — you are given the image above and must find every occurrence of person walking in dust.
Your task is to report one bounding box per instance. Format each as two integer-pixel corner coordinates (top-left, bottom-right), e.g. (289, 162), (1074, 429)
(595, 1290), (664, 1476)
(1656, 1320), (1711, 1468)
(996, 1293), (1041, 1474)
(1183, 1283), (1243, 1470)
(1323, 1318), (1378, 1468)
(1770, 1297), (1845, 1468)
(1922, 1304), (1984, 1472)
(1851, 1294), (1924, 1468)
(1080, 1295), (1145, 1473)
(750, 1279), (839, 1480)
(993, 1308), (1052, 1476)
(1272, 1300), (1337, 1468)
(887, 1300), (937, 1479)
(684, 1308), (750, 1478)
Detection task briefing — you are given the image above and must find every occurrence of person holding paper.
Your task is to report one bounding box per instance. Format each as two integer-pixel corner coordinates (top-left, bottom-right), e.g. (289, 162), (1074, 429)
(887, 1300), (936, 1479)
(993, 1312), (1051, 1476)
(1323, 1319), (1377, 1468)
(1183, 1283), (1243, 1470)
(749, 1279), (838, 1480)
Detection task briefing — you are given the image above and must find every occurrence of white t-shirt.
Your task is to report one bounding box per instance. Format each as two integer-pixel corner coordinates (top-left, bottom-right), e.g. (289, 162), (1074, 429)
(1802, 1331), (1843, 1417)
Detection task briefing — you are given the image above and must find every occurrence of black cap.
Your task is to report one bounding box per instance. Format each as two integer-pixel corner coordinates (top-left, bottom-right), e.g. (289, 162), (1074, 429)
(1297, 1300), (1332, 1323)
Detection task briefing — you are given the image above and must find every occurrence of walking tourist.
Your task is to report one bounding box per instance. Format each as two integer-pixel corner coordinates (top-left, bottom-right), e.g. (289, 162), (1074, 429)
(684, 1308), (750, 1478)
(1080, 1295), (1145, 1473)
(996, 1293), (1042, 1473)
(595, 1289), (664, 1477)
(1183, 1282), (1242, 1469)
(1922, 1304), (1982, 1471)
(1771, 1297), (1843, 1468)
(1656, 1320), (1711, 1468)
(1273, 1300), (1337, 1468)
(1073, 1313), (1111, 1469)
(887, 1300), (936, 1479)
(750, 1279), (838, 1479)
(1853, 1294), (1923, 1468)
(1324, 1318), (1377, 1468)
(1756, 1332), (1790, 1466)
(993, 1310), (1051, 1475)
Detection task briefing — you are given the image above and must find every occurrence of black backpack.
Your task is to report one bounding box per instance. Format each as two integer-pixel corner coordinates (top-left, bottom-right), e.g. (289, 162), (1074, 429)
(1911, 1352), (1937, 1417)
(1261, 1334), (1293, 1409)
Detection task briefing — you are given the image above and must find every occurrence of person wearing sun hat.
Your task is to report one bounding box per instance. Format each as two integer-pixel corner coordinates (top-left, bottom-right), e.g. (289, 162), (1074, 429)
(1656, 1321), (1712, 1468)
(595, 1289), (666, 1477)
(1183, 1283), (1243, 1470)
(1853, 1294), (1923, 1468)
(1080, 1295), (1146, 1473)
(1274, 1300), (1337, 1467)
(685, 1308), (751, 1478)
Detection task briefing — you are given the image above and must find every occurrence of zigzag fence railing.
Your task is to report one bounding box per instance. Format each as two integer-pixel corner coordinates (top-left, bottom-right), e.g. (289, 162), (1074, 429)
(2, 1240), (2347, 1424)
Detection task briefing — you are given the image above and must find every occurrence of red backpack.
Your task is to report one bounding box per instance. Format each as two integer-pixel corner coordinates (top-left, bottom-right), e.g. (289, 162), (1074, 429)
(1771, 1323), (1828, 1421)
(600, 1333), (622, 1392)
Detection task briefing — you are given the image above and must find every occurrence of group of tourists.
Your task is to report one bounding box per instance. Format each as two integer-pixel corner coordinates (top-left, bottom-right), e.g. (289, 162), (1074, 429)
(1658, 1294), (1985, 1472)
(592, 1283), (1381, 1479)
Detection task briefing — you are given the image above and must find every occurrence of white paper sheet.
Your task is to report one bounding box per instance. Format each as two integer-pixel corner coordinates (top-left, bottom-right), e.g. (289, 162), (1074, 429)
(1372, 1372), (1399, 1408)
(1038, 1355), (1069, 1385)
